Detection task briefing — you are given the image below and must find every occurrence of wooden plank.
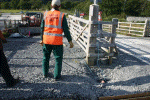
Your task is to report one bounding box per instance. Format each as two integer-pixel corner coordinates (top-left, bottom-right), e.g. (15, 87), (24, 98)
(70, 27), (88, 42)
(101, 47), (109, 53)
(69, 15), (89, 24)
(88, 52), (114, 57)
(132, 23), (145, 25)
(118, 26), (144, 30)
(98, 31), (116, 37)
(99, 43), (116, 48)
(118, 22), (145, 25)
(97, 38), (110, 44)
(127, 96), (150, 100)
(98, 21), (113, 25)
(129, 30), (143, 33)
(72, 35), (86, 52)
(70, 20), (84, 30)
(70, 24), (88, 35)
(76, 24), (89, 41)
(117, 28), (131, 31)
(126, 33), (143, 37)
(118, 25), (130, 28)
(70, 29), (87, 52)
(98, 92), (150, 100)
(71, 30), (87, 46)
(130, 27), (144, 29)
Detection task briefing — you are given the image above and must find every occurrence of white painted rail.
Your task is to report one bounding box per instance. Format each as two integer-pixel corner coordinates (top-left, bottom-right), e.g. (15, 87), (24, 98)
(102, 20), (150, 37)
(68, 14), (118, 65)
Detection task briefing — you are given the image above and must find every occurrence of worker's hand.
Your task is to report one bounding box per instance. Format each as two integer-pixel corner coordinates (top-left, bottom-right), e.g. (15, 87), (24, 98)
(40, 41), (43, 46)
(69, 41), (74, 48)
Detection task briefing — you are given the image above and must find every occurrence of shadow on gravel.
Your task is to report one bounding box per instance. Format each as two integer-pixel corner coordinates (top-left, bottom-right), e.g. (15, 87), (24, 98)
(0, 75), (102, 99)
(0, 75), (142, 99)
(98, 49), (149, 69)
(106, 75), (150, 86)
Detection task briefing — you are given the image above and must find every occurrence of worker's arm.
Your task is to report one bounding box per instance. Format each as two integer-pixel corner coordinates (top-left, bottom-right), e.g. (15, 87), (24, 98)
(40, 19), (45, 40)
(40, 19), (45, 45)
(62, 15), (73, 48)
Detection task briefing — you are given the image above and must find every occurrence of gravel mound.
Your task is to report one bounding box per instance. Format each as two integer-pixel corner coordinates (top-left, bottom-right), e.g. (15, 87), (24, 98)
(0, 36), (150, 99)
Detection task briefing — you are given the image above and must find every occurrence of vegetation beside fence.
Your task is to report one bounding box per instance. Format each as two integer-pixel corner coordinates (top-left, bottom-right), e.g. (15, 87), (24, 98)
(0, 9), (44, 13)
(1, 0), (150, 22)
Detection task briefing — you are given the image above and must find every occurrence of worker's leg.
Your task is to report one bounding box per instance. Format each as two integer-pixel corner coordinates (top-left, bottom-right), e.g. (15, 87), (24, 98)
(53, 45), (63, 79)
(42, 44), (53, 77)
(0, 50), (14, 86)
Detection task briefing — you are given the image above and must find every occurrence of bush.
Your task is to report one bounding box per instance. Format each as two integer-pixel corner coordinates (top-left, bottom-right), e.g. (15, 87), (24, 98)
(2, 31), (10, 38)
(74, 0), (92, 15)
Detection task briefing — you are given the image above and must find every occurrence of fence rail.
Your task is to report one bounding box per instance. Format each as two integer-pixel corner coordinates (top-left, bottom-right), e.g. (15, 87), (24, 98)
(68, 13), (118, 65)
(68, 15), (89, 53)
(102, 20), (150, 37)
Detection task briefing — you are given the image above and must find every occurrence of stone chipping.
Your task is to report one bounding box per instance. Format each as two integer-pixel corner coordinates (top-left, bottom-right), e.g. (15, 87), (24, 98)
(0, 35), (150, 99)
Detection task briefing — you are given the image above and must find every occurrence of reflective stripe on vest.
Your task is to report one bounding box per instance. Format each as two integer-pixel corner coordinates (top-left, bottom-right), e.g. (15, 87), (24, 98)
(45, 12), (63, 29)
(44, 32), (63, 37)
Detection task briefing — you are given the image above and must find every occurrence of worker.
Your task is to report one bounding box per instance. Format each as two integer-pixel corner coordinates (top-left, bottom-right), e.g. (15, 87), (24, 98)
(0, 30), (19, 87)
(40, 0), (74, 81)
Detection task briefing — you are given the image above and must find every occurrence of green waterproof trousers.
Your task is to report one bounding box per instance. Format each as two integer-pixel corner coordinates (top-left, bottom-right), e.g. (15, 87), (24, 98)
(42, 44), (63, 79)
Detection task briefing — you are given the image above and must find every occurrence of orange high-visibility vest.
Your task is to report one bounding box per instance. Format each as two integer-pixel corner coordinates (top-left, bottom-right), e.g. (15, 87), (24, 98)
(43, 10), (64, 45)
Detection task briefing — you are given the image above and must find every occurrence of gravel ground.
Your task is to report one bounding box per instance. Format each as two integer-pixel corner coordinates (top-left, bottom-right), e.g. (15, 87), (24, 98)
(0, 35), (150, 99)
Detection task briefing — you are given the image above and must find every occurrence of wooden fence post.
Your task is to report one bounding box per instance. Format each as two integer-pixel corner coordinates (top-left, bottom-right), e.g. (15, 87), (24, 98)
(86, 4), (99, 66)
(4, 20), (7, 29)
(108, 18), (118, 65)
(129, 22), (132, 35)
(148, 20), (150, 36)
(143, 19), (148, 37)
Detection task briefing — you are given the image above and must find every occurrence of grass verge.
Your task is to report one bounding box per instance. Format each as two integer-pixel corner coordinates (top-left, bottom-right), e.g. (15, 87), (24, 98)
(0, 9), (45, 14)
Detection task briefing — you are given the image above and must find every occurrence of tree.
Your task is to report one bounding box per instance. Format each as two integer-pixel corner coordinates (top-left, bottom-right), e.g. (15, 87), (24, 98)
(140, 1), (150, 16)
(125, 0), (143, 16)
(10, 0), (20, 9)
(61, 1), (72, 10)
(46, 1), (52, 10)
(18, 0), (31, 10)
(29, 0), (42, 10)
(99, 0), (123, 16)
(1, 2), (10, 9)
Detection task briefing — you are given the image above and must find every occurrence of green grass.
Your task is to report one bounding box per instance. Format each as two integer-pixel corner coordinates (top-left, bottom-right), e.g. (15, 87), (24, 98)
(0, 9), (45, 14)
(103, 14), (126, 22)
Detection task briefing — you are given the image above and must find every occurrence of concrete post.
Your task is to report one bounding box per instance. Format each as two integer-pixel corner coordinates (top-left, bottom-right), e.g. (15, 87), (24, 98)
(86, 4), (99, 66)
